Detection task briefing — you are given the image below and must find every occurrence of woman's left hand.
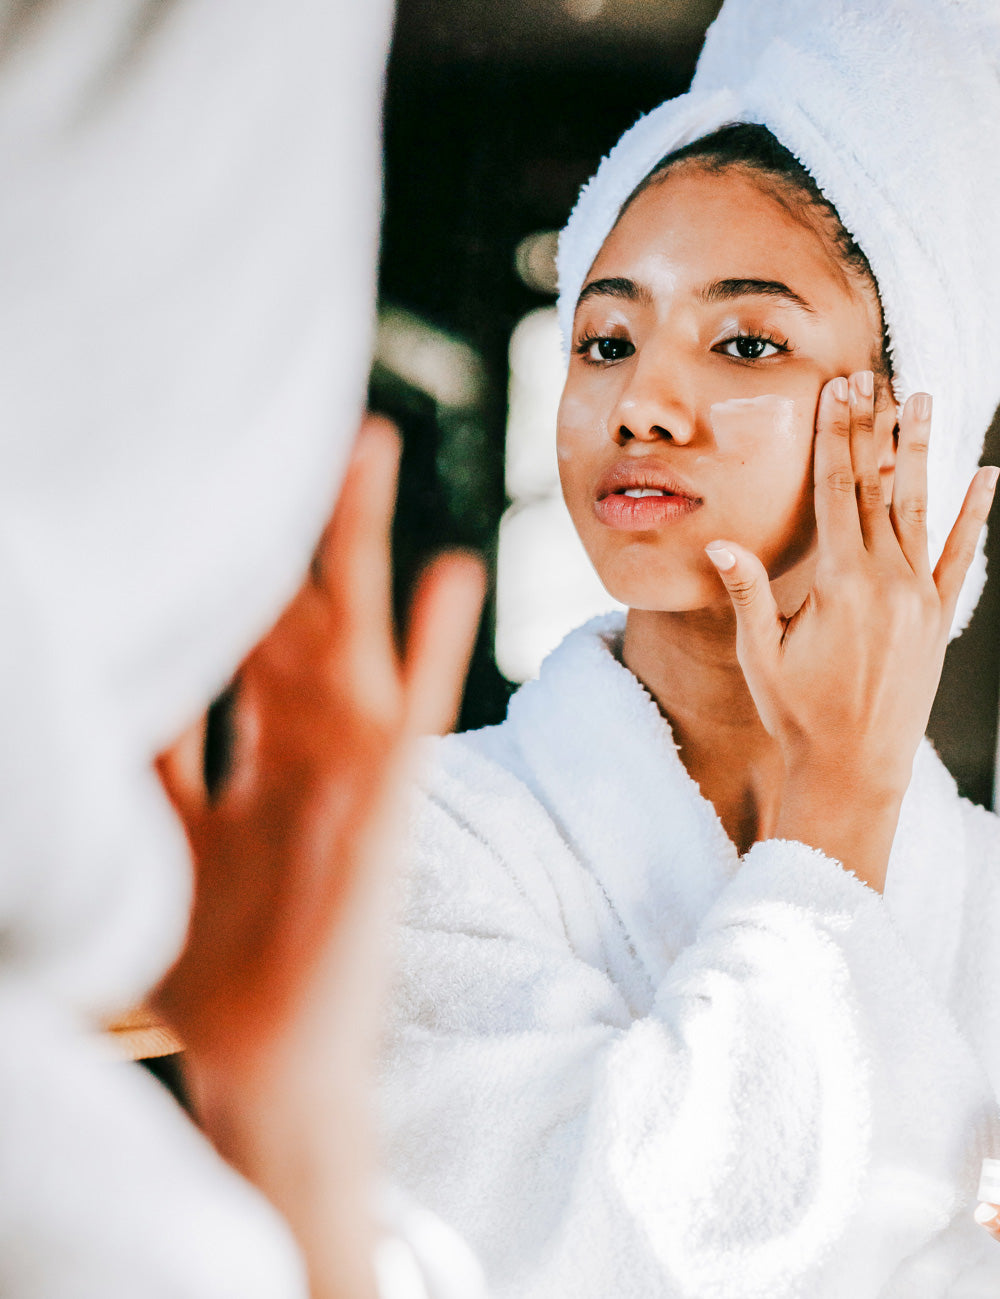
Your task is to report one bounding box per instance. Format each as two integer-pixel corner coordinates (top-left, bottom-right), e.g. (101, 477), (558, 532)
(705, 372), (997, 892)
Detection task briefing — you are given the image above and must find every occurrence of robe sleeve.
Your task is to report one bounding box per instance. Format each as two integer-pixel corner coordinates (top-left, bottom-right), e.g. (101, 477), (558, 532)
(380, 781), (995, 1299)
(950, 797), (1000, 1099)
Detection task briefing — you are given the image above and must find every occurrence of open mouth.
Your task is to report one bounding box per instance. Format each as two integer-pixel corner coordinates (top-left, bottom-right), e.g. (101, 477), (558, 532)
(594, 462), (702, 529)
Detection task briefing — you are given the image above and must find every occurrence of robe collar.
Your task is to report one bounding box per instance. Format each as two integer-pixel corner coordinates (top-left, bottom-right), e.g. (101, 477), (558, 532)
(503, 615), (966, 1004)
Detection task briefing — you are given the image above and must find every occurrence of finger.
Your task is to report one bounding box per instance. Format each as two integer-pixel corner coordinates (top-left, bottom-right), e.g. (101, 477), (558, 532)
(974, 1202), (1000, 1239)
(314, 413), (402, 677)
(889, 392), (932, 577)
(155, 714), (209, 821)
(933, 465), (999, 615)
(402, 552), (486, 737)
(813, 375), (863, 561)
(847, 370), (891, 552)
(705, 540), (784, 658)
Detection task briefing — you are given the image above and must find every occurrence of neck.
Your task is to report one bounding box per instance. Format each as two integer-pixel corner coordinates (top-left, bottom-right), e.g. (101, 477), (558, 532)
(621, 606), (785, 854)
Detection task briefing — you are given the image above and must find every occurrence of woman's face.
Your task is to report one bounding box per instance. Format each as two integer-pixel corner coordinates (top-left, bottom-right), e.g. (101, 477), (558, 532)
(557, 163), (896, 614)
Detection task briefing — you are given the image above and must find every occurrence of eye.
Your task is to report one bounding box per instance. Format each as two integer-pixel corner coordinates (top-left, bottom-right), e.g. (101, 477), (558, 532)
(717, 332), (787, 361)
(576, 333), (636, 364)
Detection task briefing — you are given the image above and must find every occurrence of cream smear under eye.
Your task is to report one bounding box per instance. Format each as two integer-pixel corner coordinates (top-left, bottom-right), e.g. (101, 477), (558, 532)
(709, 394), (797, 451)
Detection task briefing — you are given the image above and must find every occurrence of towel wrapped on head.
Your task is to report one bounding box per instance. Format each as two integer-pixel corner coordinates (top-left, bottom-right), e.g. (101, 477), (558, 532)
(557, 0), (1000, 637)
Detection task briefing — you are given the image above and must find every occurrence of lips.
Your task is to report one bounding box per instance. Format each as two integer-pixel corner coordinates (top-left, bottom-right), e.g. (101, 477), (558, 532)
(593, 459), (702, 531)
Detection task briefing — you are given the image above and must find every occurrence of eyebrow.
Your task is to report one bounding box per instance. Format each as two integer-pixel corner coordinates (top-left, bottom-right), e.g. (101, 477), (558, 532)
(575, 277), (653, 311)
(698, 277), (815, 313)
(574, 274), (815, 315)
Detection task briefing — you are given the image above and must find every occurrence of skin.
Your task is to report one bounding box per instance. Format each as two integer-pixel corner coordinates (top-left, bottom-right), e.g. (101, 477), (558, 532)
(559, 159), (996, 893)
(154, 417), (484, 1299)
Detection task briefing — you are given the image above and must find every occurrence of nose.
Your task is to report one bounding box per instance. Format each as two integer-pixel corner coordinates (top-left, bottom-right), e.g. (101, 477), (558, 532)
(609, 343), (696, 447)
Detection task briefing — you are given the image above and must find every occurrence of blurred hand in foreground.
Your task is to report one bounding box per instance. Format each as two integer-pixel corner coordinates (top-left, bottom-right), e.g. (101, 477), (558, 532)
(976, 1202), (1000, 1241)
(154, 414), (485, 1299)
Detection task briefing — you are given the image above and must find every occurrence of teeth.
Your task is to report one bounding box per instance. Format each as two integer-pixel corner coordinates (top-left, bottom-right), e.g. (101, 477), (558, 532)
(622, 488), (668, 498)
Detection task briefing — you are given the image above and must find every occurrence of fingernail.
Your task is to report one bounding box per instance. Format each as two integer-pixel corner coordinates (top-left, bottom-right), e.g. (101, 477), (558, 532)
(705, 544), (736, 571)
(354, 414), (399, 460)
(856, 370), (874, 398)
(975, 1202), (999, 1227)
(914, 392), (932, 420)
(831, 377), (848, 402)
(985, 466), (1000, 491)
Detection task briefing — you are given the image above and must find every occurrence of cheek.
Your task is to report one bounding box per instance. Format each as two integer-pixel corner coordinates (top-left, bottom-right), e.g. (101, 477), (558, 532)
(556, 388), (608, 483)
(708, 393), (801, 456)
(706, 393), (818, 568)
(707, 393), (815, 509)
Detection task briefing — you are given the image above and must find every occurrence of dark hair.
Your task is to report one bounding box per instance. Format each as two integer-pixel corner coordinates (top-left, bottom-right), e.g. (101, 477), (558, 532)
(623, 122), (893, 397)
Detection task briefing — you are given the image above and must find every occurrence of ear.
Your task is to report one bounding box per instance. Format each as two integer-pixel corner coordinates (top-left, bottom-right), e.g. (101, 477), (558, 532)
(875, 397), (899, 505)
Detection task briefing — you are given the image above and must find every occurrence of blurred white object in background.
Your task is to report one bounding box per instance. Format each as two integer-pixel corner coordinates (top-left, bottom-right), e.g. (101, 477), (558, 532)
(376, 306), (487, 410)
(497, 306), (622, 683)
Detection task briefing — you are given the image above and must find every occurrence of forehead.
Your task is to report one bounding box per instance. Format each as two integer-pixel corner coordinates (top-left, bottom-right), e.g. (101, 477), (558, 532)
(586, 164), (861, 314)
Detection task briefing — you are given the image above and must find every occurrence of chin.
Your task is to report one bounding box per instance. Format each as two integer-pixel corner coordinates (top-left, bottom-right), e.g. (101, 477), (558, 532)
(593, 554), (723, 613)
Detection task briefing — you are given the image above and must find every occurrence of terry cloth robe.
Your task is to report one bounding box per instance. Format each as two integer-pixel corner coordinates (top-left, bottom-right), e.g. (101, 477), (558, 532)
(380, 614), (1000, 1299)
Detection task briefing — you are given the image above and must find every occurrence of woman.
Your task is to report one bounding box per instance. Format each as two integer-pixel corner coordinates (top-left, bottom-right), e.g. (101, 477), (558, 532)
(377, 1), (1000, 1295)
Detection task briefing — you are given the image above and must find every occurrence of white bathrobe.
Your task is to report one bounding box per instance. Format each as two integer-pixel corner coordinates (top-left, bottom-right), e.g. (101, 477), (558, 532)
(381, 614), (1000, 1298)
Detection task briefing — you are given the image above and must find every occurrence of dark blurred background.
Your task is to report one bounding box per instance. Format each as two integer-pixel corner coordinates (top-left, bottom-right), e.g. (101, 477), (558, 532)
(373, 0), (1000, 808)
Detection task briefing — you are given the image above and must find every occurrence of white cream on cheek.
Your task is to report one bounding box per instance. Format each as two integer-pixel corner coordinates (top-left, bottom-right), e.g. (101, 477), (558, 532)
(708, 394), (799, 453)
(556, 391), (609, 464)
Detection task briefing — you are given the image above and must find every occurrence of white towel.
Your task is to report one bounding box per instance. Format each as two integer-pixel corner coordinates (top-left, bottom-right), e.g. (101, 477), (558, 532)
(557, 0), (1000, 637)
(0, 2), (391, 1294)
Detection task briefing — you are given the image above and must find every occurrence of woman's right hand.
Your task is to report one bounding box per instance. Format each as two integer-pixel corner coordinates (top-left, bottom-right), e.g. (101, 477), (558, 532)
(705, 370), (997, 892)
(154, 415), (485, 1299)
(975, 1202), (1000, 1240)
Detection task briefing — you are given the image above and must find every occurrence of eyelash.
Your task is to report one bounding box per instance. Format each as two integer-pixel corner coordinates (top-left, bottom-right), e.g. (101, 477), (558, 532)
(573, 327), (792, 365)
(574, 328), (633, 365)
(717, 329), (791, 362)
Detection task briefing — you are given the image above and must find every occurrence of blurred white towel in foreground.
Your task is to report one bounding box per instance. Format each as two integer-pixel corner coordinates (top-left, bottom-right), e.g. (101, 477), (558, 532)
(0, 1), (438, 1295)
